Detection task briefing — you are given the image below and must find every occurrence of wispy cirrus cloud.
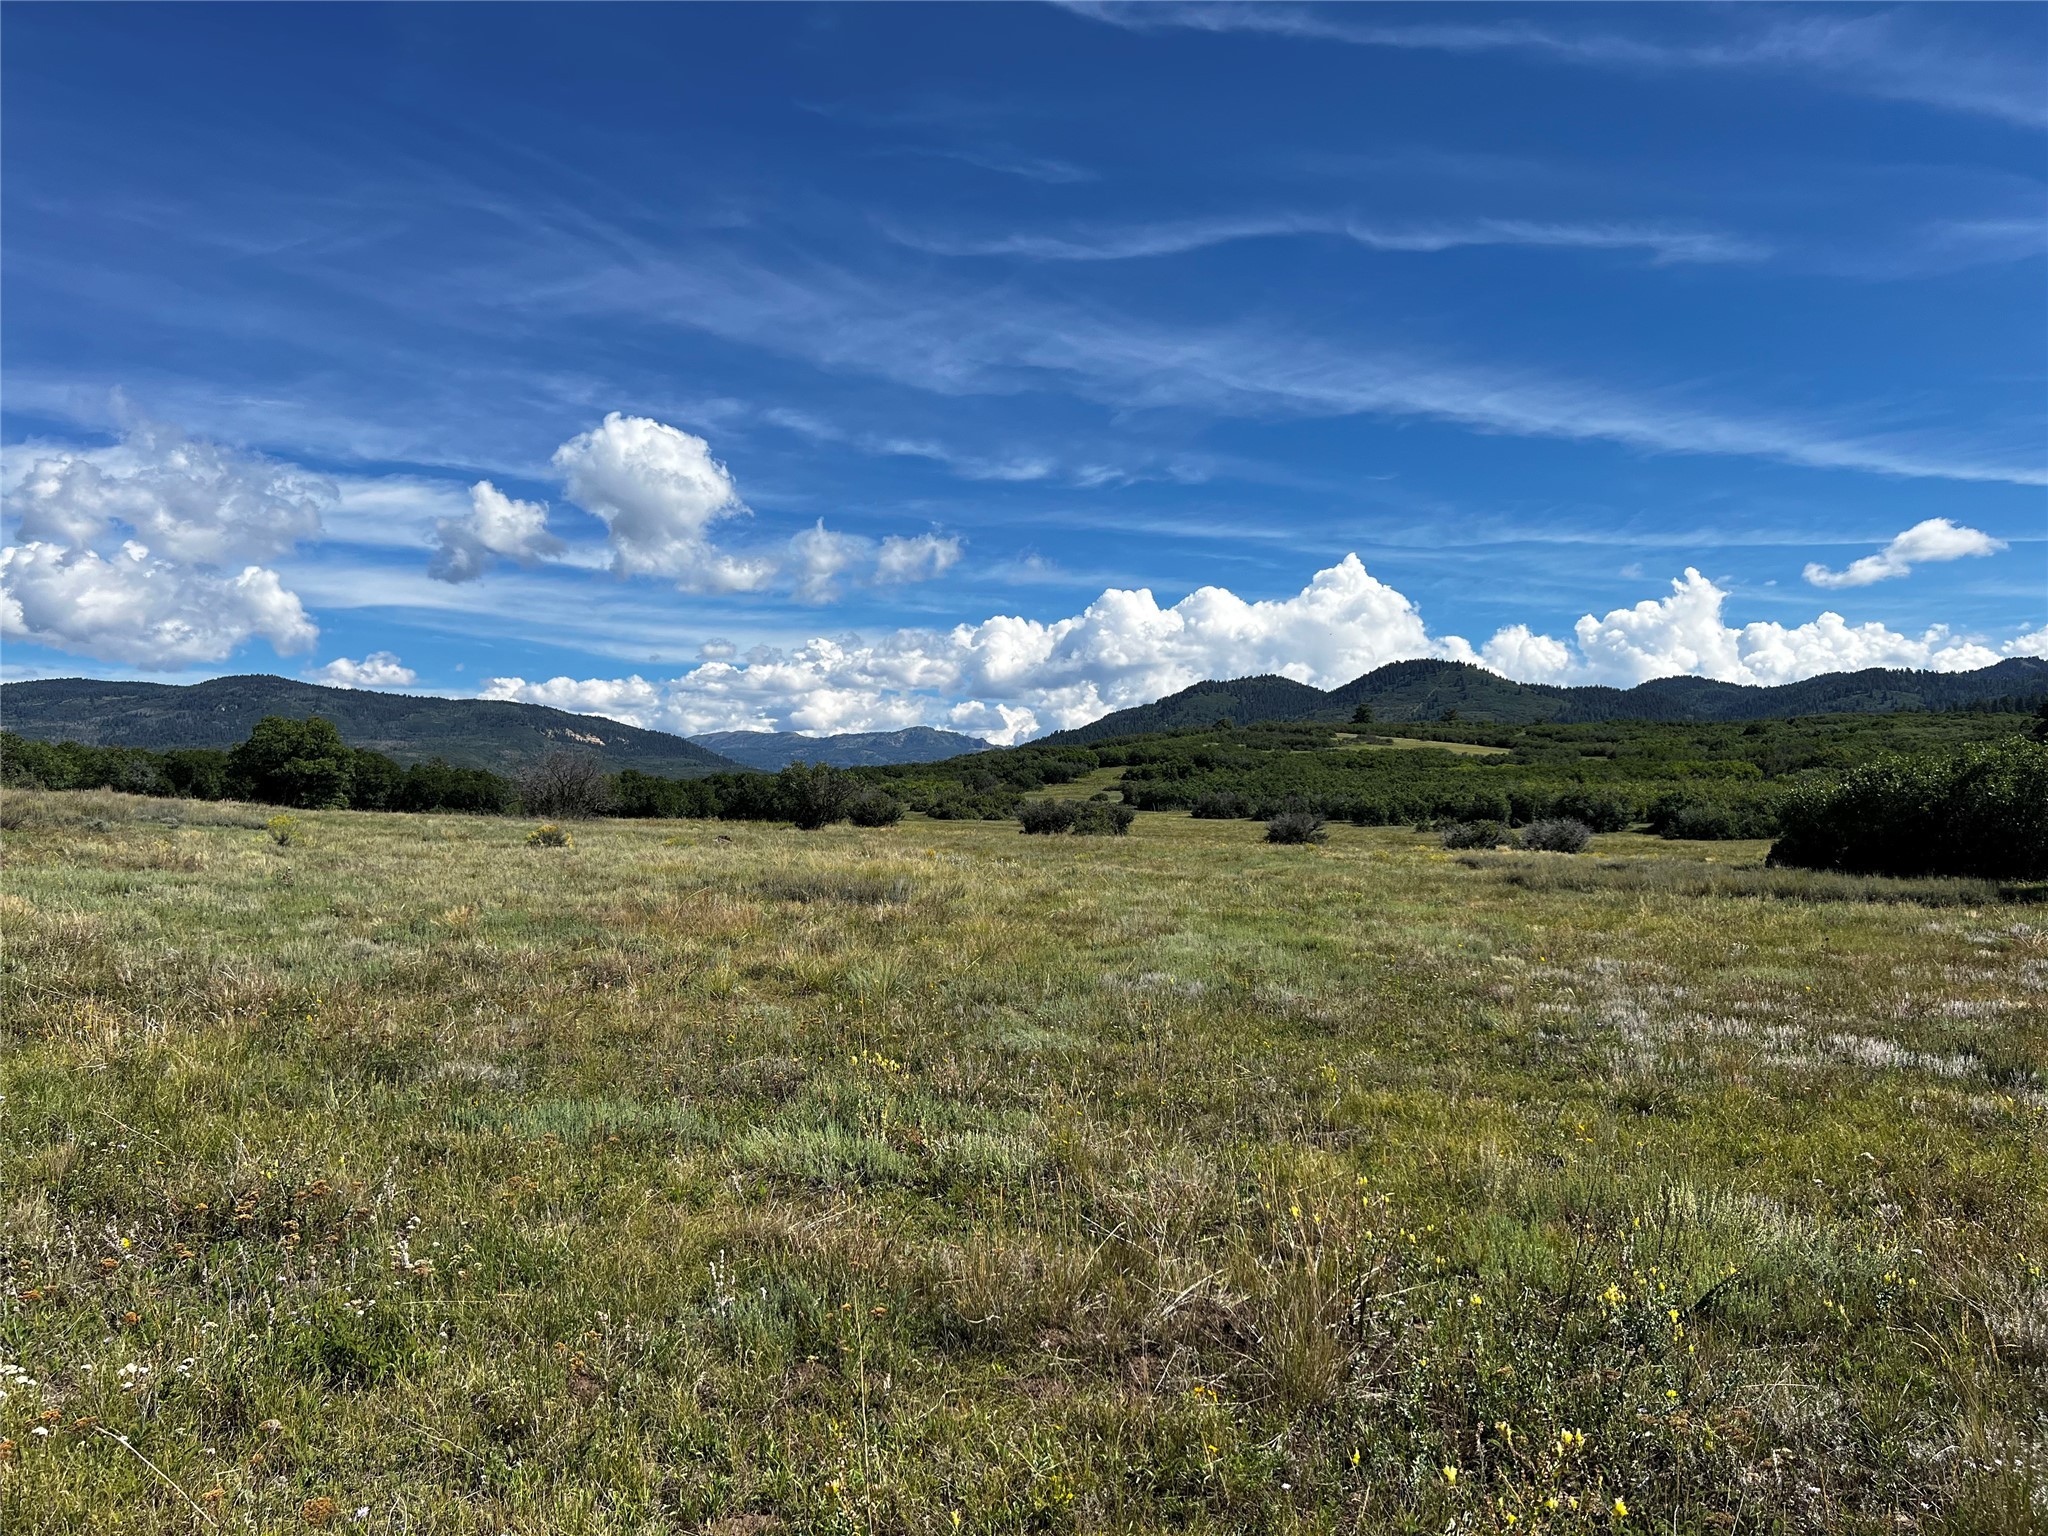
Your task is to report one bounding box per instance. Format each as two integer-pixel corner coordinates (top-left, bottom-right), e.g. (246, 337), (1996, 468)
(891, 212), (1768, 266)
(1063, 4), (2048, 128)
(544, 244), (2042, 486)
(881, 144), (1098, 185)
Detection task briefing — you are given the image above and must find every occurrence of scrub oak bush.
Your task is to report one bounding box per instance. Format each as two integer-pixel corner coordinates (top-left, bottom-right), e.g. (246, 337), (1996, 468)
(1646, 792), (1779, 841)
(1769, 735), (2048, 878)
(1190, 790), (1252, 820)
(1264, 810), (1328, 845)
(1440, 819), (1511, 850)
(1520, 817), (1594, 854)
(777, 761), (856, 830)
(1017, 799), (1135, 836)
(845, 789), (905, 827)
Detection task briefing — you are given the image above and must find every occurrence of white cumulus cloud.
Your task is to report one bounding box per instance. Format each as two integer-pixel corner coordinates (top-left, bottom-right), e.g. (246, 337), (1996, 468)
(6, 422), (331, 563)
(542, 412), (964, 599)
(1476, 624), (1576, 684)
(1803, 517), (2007, 589)
(478, 555), (2039, 744)
(1, 540), (317, 666)
(312, 651), (418, 689)
(552, 412), (770, 591)
(484, 555), (1444, 742)
(2, 422), (326, 666)
(429, 481), (565, 583)
(1539, 567), (2005, 686)
(2001, 624), (2048, 660)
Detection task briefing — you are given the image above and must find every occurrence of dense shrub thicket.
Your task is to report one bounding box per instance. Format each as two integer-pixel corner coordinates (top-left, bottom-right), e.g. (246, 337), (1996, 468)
(1768, 736), (2048, 879)
(1017, 798), (1135, 836)
(5, 697), (2040, 854)
(1645, 792), (1779, 841)
(1008, 708), (2031, 838)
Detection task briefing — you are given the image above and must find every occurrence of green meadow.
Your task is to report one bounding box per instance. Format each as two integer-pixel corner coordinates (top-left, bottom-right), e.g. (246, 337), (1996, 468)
(2, 790), (2043, 1533)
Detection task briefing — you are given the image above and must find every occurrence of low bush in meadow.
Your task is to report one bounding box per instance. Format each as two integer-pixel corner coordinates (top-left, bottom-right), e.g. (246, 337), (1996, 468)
(1440, 819), (1510, 850)
(1017, 798), (1135, 836)
(1264, 809), (1327, 844)
(845, 789), (905, 827)
(1520, 816), (1593, 853)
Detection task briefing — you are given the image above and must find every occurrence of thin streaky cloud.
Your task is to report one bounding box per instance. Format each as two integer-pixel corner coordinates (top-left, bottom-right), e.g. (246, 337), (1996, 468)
(879, 144), (1099, 185)
(534, 243), (2046, 487)
(891, 213), (1768, 266)
(1064, 4), (2048, 129)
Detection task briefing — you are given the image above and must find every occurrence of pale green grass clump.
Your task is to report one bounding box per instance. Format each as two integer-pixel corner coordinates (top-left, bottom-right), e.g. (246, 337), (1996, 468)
(1, 797), (2044, 1534)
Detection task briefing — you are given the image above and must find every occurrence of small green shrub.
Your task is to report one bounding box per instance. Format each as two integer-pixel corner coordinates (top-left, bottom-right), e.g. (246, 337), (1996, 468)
(526, 822), (572, 848)
(1520, 817), (1592, 853)
(1265, 810), (1327, 845)
(1440, 819), (1509, 850)
(1016, 799), (1073, 835)
(846, 789), (905, 827)
(1074, 801), (1135, 836)
(266, 813), (300, 847)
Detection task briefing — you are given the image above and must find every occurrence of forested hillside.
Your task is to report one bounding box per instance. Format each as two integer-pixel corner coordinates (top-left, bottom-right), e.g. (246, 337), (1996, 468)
(0, 675), (737, 777)
(690, 726), (987, 769)
(1047, 656), (2048, 741)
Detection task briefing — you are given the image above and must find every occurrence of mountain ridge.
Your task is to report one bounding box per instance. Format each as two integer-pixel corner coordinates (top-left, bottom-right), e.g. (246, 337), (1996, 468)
(1042, 656), (2048, 744)
(690, 726), (988, 770)
(0, 675), (740, 777)
(6, 657), (2043, 775)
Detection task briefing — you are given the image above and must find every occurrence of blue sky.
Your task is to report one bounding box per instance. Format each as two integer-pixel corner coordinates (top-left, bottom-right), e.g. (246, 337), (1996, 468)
(3, 2), (2043, 741)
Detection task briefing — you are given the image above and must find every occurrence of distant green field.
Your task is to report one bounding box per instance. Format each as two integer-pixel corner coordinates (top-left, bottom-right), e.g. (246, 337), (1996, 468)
(1328, 733), (1512, 756)
(3, 791), (2043, 1533)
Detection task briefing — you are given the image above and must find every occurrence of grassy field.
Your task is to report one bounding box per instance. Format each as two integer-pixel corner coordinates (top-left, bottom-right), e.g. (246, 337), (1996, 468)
(2, 790), (2044, 1534)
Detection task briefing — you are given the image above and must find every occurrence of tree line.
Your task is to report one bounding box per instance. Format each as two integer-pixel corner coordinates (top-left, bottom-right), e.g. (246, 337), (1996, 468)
(5, 701), (2045, 877)
(0, 716), (911, 828)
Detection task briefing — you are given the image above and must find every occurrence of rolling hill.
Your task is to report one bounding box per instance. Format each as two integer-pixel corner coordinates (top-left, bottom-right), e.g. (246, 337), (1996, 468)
(1044, 656), (2048, 743)
(0, 675), (740, 777)
(690, 726), (988, 770)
